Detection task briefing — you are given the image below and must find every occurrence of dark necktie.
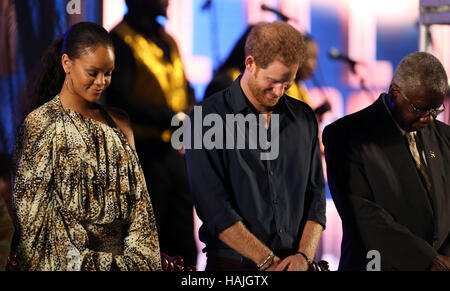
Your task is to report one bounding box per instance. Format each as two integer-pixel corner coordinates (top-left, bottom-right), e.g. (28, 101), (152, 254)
(405, 132), (432, 192)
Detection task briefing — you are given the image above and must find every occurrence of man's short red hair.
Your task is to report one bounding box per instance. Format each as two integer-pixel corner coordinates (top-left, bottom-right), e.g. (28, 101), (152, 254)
(245, 22), (305, 69)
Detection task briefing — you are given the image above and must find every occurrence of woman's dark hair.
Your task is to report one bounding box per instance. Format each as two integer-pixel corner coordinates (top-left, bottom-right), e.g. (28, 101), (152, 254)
(26, 22), (113, 114)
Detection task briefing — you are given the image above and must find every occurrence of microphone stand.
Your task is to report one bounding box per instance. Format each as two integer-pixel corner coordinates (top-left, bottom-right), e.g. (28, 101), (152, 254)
(260, 5), (299, 24)
(311, 73), (332, 121)
(359, 78), (376, 101)
(202, 0), (220, 71)
(349, 61), (376, 101)
(331, 54), (377, 102)
(345, 56), (376, 101)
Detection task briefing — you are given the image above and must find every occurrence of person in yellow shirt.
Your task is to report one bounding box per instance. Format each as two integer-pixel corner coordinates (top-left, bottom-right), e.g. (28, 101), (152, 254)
(286, 35), (318, 107)
(203, 26), (253, 99)
(103, 0), (197, 266)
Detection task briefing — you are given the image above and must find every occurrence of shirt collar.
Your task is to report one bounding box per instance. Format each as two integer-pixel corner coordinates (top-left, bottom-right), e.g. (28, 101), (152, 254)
(228, 75), (294, 118)
(382, 93), (414, 136)
(229, 75), (251, 114)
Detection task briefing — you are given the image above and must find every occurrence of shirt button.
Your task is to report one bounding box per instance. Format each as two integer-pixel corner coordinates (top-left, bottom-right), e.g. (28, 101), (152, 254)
(279, 229), (284, 233)
(273, 199), (278, 204)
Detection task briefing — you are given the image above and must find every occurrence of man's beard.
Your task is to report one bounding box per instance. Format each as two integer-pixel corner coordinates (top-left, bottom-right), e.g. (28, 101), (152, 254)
(247, 75), (278, 109)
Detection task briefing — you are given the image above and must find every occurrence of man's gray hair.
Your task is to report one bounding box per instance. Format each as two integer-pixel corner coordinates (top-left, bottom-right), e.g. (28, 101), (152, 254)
(392, 52), (448, 97)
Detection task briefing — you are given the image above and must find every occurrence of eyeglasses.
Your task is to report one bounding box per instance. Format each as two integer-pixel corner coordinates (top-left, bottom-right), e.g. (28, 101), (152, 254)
(399, 91), (445, 118)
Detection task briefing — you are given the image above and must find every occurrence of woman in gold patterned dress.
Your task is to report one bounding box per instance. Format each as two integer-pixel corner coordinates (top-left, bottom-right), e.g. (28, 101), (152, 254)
(13, 22), (161, 271)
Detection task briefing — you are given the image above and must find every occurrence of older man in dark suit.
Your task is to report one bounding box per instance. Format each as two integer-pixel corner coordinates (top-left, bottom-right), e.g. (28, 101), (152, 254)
(323, 52), (450, 271)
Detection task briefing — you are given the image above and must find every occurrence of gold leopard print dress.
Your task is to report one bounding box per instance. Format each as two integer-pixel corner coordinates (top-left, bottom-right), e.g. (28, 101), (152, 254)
(13, 96), (161, 271)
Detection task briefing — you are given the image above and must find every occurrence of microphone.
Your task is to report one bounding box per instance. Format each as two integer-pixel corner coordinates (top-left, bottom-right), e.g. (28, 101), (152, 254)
(261, 4), (290, 22)
(328, 47), (357, 72)
(202, 0), (212, 10)
(314, 101), (332, 117)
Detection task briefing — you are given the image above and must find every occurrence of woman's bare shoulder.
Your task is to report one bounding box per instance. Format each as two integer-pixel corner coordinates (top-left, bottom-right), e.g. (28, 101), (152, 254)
(105, 107), (129, 122)
(104, 106), (135, 148)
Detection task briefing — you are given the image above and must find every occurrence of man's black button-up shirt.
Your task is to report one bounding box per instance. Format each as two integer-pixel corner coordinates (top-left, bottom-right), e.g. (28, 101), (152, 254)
(185, 77), (326, 261)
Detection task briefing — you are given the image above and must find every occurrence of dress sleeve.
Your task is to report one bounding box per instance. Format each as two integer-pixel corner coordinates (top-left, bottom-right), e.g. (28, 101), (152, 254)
(79, 191), (161, 271)
(14, 116), (86, 271)
(112, 193), (161, 271)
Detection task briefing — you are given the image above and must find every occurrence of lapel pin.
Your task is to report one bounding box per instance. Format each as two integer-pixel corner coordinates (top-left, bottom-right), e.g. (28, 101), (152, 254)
(429, 151), (436, 158)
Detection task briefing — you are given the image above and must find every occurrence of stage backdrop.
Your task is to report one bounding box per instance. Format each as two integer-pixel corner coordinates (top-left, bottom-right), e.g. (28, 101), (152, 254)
(1, 0), (449, 271)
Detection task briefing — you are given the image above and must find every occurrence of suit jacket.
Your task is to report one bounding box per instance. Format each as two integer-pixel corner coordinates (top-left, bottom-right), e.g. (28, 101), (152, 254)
(323, 94), (450, 271)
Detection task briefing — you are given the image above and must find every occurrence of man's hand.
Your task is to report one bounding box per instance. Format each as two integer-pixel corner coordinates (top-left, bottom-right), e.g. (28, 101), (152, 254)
(264, 256), (281, 271)
(272, 254), (309, 271)
(218, 222), (275, 269)
(430, 254), (450, 271)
